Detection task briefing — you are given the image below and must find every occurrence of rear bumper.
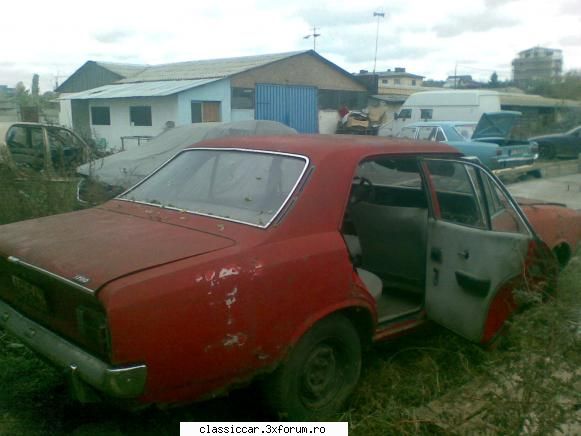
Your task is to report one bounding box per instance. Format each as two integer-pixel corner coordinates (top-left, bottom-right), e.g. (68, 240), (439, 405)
(0, 299), (147, 400)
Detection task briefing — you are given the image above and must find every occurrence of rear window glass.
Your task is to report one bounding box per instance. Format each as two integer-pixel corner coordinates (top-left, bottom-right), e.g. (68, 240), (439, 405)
(119, 149), (308, 227)
(398, 127), (417, 139)
(453, 124), (477, 140)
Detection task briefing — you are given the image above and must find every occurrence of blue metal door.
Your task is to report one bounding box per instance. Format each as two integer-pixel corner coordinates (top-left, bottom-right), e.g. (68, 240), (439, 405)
(255, 84), (318, 133)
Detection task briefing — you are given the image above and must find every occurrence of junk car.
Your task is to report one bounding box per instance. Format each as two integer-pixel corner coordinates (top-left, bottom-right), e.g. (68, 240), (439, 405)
(390, 112), (538, 171)
(0, 135), (578, 420)
(529, 125), (581, 159)
(0, 122), (88, 176)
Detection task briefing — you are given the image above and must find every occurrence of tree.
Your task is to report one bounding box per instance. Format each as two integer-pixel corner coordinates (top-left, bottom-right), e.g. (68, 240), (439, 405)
(31, 74), (39, 99)
(488, 71), (499, 88)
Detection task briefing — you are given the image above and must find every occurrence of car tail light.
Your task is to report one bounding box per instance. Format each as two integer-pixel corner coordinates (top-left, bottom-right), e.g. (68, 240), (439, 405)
(76, 305), (111, 357)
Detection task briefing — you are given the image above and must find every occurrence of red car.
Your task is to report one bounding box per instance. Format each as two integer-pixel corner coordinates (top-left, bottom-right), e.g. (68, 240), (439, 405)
(0, 136), (578, 420)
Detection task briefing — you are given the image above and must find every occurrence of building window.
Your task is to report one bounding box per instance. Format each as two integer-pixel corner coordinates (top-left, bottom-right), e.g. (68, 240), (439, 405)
(318, 90), (367, 110)
(394, 78), (401, 85)
(382, 79), (389, 84)
(130, 106), (152, 126)
(191, 101), (221, 123)
(91, 107), (110, 125)
(397, 109), (412, 119)
(411, 80), (417, 86)
(420, 109), (433, 120)
(231, 88), (255, 109)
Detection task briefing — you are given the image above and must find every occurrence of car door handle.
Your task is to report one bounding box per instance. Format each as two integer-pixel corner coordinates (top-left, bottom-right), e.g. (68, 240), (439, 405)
(457, 250), (470, 260)
(455, 271), (490, 296)
(431, 247), (442, 263)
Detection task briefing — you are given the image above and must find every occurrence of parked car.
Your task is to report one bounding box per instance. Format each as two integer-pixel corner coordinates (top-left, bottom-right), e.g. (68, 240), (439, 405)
(0, 122), (89, 176)
(76, 120), (297, 203)
(388, 112), (538, 171)
(529, 125), (581, 159)
(0, 135), (578, 420)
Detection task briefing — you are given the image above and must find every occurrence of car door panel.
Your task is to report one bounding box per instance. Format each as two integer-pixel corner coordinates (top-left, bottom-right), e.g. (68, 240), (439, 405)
(422, 158), (532, 343)
(426, 218), (529, 342)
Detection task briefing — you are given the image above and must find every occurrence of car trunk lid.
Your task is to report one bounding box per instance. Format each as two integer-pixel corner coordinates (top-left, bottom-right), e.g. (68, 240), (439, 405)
(0, 207), (235, 293)
(472, 111), (521, 142)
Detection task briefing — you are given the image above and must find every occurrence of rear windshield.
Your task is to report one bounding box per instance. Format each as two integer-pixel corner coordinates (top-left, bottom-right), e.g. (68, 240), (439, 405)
(119, 149), (309, 227)
(453, 124), (477, 140)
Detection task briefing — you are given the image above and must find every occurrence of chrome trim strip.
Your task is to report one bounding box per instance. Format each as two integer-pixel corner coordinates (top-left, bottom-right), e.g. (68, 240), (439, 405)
(7, 256), (94, 295)
(0, 299), (147, 399)
(116, 148), (311, 229)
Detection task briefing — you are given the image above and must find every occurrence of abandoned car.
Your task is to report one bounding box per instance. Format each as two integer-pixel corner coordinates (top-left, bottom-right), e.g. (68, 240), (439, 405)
(0, 135), (579, 420)
(529, 125), (581, 159)
(391, 112), (539, 171)
(0, 122), (89, 176)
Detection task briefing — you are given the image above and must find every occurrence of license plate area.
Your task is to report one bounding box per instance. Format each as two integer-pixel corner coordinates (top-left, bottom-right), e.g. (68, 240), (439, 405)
(11, 275), (49, 313)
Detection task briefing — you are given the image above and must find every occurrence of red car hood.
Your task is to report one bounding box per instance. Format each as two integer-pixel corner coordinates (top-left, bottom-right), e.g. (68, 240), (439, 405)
(0, 207), (235, 292)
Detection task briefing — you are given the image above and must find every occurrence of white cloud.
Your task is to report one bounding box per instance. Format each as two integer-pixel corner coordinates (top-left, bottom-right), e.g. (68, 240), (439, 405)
(0, 0), (579, 91)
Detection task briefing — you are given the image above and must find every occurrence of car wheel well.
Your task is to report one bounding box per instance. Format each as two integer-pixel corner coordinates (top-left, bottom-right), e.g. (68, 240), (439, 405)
(336, 306), (374, 348)
(553, 243), (571, 269)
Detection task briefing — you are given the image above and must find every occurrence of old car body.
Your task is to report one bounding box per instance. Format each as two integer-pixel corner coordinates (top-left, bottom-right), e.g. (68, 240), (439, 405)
(75, 120), (297, 204)
(391, 112), (538, 171)
(0, 122), (89, 176)
(529, 125), (581, 159)
(0, 135), (578, 420)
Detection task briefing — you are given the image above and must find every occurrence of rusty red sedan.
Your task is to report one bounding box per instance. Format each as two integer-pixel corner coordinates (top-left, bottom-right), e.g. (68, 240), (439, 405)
(0, 135), (578, 420)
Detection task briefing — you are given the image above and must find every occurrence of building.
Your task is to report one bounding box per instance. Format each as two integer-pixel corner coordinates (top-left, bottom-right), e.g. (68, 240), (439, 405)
(58, 51), (367, 149)
(512, 47), (563, 86)
(355, 68), (429, 127)
(355, 67), (425, 96)
(443, 75), (483, 89)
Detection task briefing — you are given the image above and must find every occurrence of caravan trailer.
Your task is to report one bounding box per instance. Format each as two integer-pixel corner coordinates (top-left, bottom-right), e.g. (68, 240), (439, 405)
(387, 90), (503, 136)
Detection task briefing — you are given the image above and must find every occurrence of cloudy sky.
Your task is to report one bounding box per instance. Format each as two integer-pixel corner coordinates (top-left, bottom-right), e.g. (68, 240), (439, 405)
(1, 0), (580, 92)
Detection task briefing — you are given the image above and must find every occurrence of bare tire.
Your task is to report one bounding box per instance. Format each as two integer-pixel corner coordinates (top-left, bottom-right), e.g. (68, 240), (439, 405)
(264, 314), (362, 421)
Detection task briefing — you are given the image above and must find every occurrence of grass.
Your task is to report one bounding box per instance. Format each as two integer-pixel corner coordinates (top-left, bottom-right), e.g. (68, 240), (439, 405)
(0, 175), (579, 435)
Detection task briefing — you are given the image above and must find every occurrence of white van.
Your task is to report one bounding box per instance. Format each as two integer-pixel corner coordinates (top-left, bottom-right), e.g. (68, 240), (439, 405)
(384, 90), (503, 136)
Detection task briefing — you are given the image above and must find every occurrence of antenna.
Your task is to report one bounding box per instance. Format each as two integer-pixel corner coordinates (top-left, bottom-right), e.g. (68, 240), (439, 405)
(373, 12), (385, 73)
(304, 26), (321, 51)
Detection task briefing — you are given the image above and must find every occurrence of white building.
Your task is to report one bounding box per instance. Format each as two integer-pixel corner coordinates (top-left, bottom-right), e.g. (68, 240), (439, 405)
(58, 52), (367, 150)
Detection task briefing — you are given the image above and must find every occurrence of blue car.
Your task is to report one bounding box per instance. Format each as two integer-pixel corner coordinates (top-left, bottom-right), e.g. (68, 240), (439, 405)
(393, 112), (538, 170)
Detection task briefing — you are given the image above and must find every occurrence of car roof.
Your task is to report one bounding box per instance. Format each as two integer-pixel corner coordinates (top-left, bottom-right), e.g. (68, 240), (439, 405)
(192, 134), (461, 163)
(0, 122), (68, 140)
(185, 135), (462, 234)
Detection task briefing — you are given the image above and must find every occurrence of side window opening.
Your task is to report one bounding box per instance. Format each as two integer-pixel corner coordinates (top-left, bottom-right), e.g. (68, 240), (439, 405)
(342, 157), (428, 322)
(425, 160), (486, 229)
(420, 109), (433, 120)
(398, 127), (417, 139)
(6, 126), (46, 171)
(397, 109), (411, 120)
(47, 128), (85, 174)
(478, 170), (528, 235)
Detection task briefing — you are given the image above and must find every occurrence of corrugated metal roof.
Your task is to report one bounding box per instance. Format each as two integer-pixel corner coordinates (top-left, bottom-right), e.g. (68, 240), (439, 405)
(370, 94), (407, 103)
(95, 61), (148, 78)
(499, 92), (581, 108)
(60, 79), (220, 100)
(118, 51), (307, 83)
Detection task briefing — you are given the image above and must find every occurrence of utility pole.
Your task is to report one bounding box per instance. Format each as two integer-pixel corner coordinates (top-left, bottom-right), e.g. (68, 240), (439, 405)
(373, 11), (385, 73)
(454, 62), (458, 89)
(304, 27), (321, 51)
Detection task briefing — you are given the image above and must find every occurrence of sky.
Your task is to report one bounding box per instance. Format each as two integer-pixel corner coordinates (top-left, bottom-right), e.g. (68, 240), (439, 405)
(1, 0), (580, 93)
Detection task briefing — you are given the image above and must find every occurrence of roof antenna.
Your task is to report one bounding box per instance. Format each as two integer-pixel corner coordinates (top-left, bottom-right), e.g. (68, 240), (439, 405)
(304, 26), (321, 51)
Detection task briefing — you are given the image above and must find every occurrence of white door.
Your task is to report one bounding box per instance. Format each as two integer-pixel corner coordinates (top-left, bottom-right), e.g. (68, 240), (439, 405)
(422, 159), (533, 343)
